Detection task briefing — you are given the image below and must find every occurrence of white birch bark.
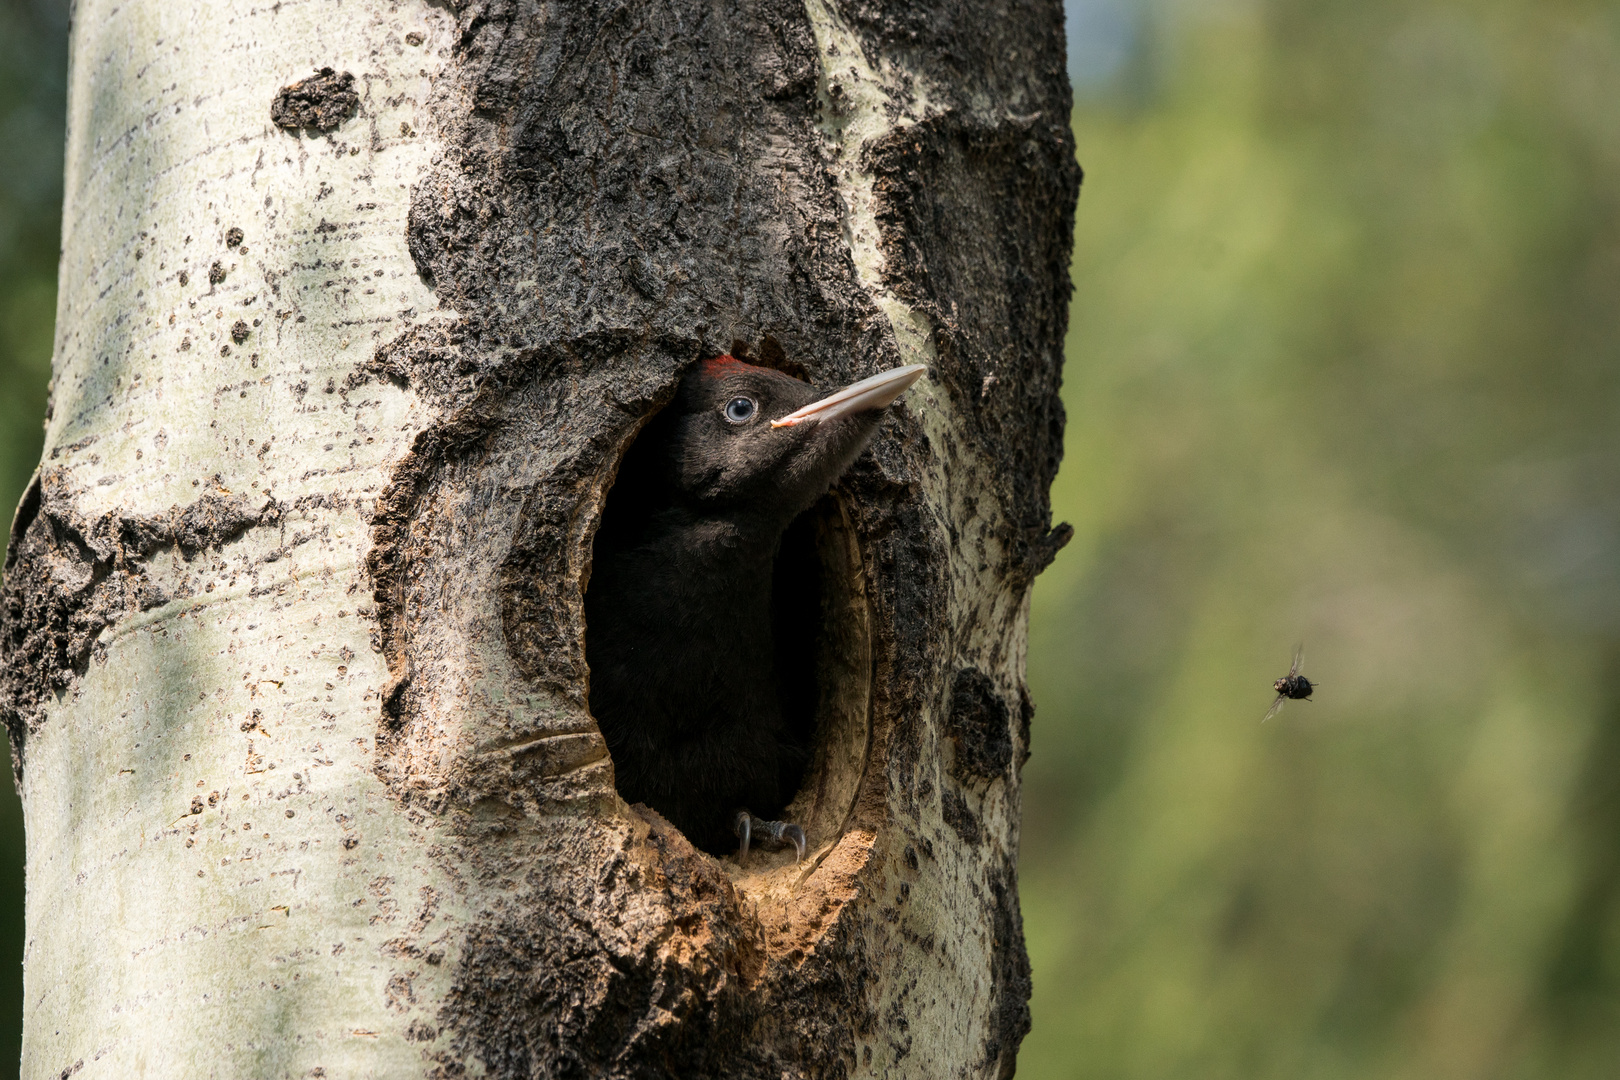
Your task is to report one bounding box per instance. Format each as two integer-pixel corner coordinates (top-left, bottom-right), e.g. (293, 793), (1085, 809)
(21, 3), (460, 1075)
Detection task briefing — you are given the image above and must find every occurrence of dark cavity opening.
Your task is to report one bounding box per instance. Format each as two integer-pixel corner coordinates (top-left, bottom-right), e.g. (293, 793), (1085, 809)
(771, 508), (823, 794)
(582, 433), (826, 857)
(585, 425), (870, 867)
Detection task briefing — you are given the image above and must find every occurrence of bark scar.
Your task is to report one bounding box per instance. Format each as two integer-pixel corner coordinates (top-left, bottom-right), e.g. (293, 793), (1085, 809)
(0, 468), (280, 778)
(270, 67), (360, 133)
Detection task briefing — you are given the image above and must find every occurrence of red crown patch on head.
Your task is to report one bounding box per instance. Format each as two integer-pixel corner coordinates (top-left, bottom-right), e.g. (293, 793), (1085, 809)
(699, 354), (752, 380)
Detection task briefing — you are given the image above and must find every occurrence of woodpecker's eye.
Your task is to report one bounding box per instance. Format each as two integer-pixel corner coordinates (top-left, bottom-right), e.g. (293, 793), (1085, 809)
(724, 396), (757, 424)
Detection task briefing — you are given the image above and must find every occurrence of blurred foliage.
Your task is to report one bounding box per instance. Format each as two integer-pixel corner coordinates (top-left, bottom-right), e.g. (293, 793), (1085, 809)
(1025, 0), (1620, 1076)
(0, 0), (64, 1072)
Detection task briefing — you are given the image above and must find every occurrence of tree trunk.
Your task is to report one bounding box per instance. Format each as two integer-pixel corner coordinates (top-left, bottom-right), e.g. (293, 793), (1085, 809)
(2, 0), (1077, 1076)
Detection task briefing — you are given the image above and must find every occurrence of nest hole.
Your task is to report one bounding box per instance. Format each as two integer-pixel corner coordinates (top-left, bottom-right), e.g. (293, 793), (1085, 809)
(583, 455), (873, 874)
(763, 493), (873, 873)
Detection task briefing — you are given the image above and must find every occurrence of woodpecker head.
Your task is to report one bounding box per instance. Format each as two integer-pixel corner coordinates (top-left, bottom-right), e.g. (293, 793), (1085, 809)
(631, 355), (926, 526)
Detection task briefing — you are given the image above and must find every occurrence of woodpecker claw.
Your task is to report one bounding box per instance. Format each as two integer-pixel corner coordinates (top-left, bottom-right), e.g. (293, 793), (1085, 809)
(780, 822), (807, 863)
(732, 811), (806, 863)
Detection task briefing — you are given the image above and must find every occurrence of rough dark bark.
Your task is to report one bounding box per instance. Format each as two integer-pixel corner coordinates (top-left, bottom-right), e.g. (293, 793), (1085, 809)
(363, 1), (1076, 1074)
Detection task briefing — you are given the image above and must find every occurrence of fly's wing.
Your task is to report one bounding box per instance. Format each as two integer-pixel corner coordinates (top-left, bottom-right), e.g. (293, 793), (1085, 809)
(1262, 694), (1288, 722)
(1289, 643), (1305, 678)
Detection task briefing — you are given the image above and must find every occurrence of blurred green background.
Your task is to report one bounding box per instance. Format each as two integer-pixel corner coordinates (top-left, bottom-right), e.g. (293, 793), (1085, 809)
(0, 0), (65, 1074)
(3, 0), (1620, 1076)
(1023, 0), (1620, 1076)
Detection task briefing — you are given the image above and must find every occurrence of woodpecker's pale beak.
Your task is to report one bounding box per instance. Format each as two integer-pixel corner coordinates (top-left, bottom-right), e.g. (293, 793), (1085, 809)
(771, 363), (928, 428)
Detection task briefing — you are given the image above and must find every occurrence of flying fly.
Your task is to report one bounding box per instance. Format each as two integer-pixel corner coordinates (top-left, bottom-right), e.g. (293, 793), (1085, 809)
(1264, 644), (1314, 721)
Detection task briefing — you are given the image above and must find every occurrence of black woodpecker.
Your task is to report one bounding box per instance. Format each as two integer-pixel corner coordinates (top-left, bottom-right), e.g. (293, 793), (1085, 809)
(584, 355), (926, 859)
